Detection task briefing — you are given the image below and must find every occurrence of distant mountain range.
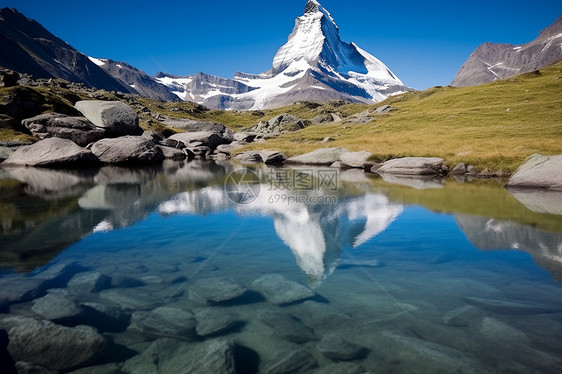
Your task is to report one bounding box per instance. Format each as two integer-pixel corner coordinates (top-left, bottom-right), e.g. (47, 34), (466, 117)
(452, 15), (562, 87)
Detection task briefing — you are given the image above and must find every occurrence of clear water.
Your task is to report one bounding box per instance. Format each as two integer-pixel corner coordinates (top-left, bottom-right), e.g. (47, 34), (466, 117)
(1, 160), (562, 373)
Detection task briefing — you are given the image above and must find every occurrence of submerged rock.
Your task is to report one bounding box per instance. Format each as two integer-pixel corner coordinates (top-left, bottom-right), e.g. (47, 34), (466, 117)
(31, 293), (83, 322)
(128, 307), (196, 340)
(7, 317), (106, 371)
(14, 361), (55, 374)
(98, 289), (161, 311)
(264, 348), (317, 374)
(311, 362), (365, 374)
(75, 100), (142, 136)
(252, 274), (314, 305)
(1, 138), (99, 167)
(506, 154), (562, 190)
(195, 308), (239, 337)
(68, 363), (122, 374)
(0, 277), (45, 304)
(317, 333), (366, 361)
(295, 301), (352, 330)
(462, 296), (555, 315)
(188, 277), (247, 304)
(442, 305), (482, 327)
(285, 147), (349, 166)
(122, 338), (237, 374)
(67, 272), (111, 293)
(258, 307), (316, 343)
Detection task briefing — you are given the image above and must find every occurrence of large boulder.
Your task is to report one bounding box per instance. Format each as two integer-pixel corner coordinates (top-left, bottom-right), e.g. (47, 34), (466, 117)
(506, 154), (562, 190)
(22, 113), (106, 147)
(6, 317), (106, 371)
(0, 68), (19, 87)
(1, 137), (99, 167)
(339, 151), (371, 168)
(91, 136), (164, 164)
(285, 147), (349, 166)
(169, 131), (231, 150)
(374, 157), (447, 176)
(248, 114), (309, 137)
(74, 101), (142, 136)
(252, 274), (314, 305)
(259, 150), (287, 165)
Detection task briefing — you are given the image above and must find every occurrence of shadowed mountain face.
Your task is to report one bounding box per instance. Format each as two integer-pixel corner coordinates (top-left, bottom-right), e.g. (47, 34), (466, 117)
(0, 8), (134, 93)
(155, 0), (410, 110)
(452, 15), (562, 87)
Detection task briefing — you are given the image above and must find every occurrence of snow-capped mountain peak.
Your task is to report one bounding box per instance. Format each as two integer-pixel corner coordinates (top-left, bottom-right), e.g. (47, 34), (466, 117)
(156, 1), (409, 110)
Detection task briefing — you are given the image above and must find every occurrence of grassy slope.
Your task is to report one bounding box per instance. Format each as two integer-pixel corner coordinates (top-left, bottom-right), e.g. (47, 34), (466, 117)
(2, 62), (561, 173)
(240, 61), (562, 173)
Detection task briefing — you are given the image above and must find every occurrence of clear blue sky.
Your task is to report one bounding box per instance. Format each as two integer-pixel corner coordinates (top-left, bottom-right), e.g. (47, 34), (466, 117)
(3, 0), (561, 89)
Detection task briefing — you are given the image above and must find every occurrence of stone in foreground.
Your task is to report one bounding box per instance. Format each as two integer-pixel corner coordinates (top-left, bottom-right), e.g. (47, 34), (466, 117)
(91, 136), (164, 164)
(195, 308), (239, 337)
(128, 306), (196, 340)
(189, 277), (247, 304)
(252, 274), (314, 305)
(265, 348), (317, 374)
(317, 333), (366, 361)
(31, 293), (83, 322)
(7, 317), (106, 371)
(22, 113), (106, 147)
(339, 151), (371, 168)
(75, 100), (142, 136)
(122, 338), (237, 374)
(258, 307), (316, 343)
(285, 147), (349, 166)
(1, 137), (99, 167)
(374, 157), (447, 176)
(506, 154), (562, 190)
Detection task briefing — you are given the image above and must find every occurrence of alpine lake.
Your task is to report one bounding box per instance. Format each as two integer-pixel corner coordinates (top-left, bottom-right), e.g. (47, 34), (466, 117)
(1, 160), (562, 373)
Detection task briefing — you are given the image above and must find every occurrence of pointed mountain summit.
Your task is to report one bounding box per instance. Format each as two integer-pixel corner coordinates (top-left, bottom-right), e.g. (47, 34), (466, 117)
(452, 15), (562, 87)
(156, 0), (409, 110)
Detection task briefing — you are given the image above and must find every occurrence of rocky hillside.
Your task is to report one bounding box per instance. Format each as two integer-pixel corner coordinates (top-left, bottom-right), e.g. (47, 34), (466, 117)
(452, 15), (562, 87)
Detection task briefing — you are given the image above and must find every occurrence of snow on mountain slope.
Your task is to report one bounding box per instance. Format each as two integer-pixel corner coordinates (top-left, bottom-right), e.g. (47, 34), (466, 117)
(156, 0), (409, 110)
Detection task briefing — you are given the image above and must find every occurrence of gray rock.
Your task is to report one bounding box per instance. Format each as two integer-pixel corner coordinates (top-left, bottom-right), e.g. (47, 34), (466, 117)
(374, 104), (394, 114)
(159, 137), (185, 149)
(311, 362), (365, 374)
(233, 132), (256, 142)
(32, 293), (83, 322)
(67, 272), (111, 293)
(34, 261), (86, 287)
(91, 136), (164, 164)
(188, 277), (247, 304)
(234, 151), (262, 163)
(506, 154), (562, 190)
(322, 137), (335, 143)
(195, 308), (238, 337)
(248, 114), (309, 137)
(129, 307), (196, 340)
(295, 301), (352, 329)
(340, 151), (371, 168)
(168, 131), (230, 150)
(258, 307), (316, 343)
(480, 317), (530, 344)
(259, 150), (287, 165)
(442, 305), (482, 327)
(375, 157), (447, 176)
(311, 113), (341, 124)
(450, 162), (468, 175)
(75, 101), (142, 136)
(265, 348), (317, 374)
(163, 119), (233, 140)
(1, 138), (99, 167)
(7, 318), (106, 371)
(317, 333), (366, 361)
(462, 296), (555, 315)
(216, 142), (245, 154)
(14, 361), (55, 374)
(98, 289), (161, 311)
(122, 338), (236, 374)
(252, 274), (314, 305)
(22, 113), (106, 147)
(0, 146), (14, 162)
(68, 363), (122, 374)
(285, 147), (350, 166)
(158, 145), (186, 160)
(0, 277), (45, 304)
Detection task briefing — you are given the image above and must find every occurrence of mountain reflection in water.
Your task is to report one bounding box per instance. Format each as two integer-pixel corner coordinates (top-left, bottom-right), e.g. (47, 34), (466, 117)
(1, 160), (562, 287)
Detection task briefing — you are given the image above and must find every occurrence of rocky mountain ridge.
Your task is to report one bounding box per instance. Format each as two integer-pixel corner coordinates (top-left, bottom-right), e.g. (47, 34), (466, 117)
(452, 15), (562, 87)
